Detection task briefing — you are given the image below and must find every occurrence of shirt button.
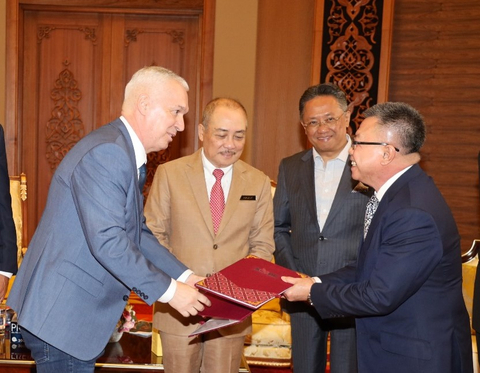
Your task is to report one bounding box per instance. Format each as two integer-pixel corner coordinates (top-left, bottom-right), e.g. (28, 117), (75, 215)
(213, 244), (218, 250)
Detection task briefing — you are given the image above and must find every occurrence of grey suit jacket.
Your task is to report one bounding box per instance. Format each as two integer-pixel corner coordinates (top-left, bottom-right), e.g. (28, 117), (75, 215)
(274, 149), (371, 278)
(8, 119), (188, 360)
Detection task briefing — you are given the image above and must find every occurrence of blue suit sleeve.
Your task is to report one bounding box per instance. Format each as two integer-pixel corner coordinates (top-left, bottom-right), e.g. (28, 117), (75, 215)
(313, 208), (443, 317)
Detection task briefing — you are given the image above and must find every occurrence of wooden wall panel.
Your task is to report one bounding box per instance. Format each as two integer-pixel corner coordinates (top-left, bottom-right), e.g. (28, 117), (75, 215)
(22, 10), (104, 227)
(120, 14), (200, 157)
(389, 0), (480, 252)
(251, 0), (315, 180)
(6, 0), (214, 241)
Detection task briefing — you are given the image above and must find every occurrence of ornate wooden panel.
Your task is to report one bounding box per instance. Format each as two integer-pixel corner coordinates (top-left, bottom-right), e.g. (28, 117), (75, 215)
(6, 0), (214, 240)
(21, 10), (104, 231)
(312, 0), (395, 133)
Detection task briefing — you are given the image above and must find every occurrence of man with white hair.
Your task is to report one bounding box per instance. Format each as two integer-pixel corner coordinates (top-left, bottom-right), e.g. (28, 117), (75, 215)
(8, 66), (210, 372)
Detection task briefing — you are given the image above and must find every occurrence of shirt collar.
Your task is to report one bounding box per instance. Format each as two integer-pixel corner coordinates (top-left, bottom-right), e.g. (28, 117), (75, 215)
(312, 135), (351, 164)
(120, 116), (147, 169)
(201, 149), (233, 176)
(375, 165), (413, 201)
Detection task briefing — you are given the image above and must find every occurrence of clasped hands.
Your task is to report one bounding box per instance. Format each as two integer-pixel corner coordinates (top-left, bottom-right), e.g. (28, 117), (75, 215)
(168, 274), (211, 317)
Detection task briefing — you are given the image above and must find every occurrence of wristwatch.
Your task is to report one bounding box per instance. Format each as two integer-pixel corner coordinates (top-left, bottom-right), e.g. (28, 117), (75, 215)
(306, 292), (314, 306)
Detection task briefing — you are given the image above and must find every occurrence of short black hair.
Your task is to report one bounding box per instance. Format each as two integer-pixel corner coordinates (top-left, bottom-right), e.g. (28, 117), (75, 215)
(299, 83), (348, 119)
(364, 102), (426, 154)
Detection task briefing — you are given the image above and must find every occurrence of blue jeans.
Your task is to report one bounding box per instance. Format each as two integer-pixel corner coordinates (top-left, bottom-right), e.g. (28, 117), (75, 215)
(21, 327), (99, 373)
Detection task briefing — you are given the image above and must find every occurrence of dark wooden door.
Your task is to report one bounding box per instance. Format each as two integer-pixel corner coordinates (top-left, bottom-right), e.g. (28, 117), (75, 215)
(6, 0), (214, 241)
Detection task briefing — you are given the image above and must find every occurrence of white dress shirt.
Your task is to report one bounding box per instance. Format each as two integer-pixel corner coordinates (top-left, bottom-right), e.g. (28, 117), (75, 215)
(313, 135), (352, 231)
(201, 149), (233, 201)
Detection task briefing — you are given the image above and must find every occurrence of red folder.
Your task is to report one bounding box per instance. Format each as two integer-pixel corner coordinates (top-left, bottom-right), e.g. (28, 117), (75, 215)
(190, 255), (303, 336)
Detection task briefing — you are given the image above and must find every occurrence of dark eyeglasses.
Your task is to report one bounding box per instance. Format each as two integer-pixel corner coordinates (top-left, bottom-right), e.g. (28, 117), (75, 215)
(352, 141), (400, 152)
(301, 112), (347, 129)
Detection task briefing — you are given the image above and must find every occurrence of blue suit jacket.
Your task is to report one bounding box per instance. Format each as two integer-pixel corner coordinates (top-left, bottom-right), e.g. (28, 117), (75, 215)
(311, 164), (473, 373)
(7, 119), (188, 360)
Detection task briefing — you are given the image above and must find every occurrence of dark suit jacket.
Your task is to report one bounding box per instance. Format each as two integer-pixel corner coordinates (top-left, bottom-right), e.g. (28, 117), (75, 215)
(274, 149), (371, 277)
(8, 119), (188, 360)
(0, 124), (17, 274)
(311, 164), (473, 373)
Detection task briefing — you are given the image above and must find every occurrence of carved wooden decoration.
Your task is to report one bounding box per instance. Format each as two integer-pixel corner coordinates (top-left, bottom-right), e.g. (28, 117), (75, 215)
(46, 61), (85, 170)
(124, 27), (186, 198)
(38, 26), (97, 45)
(125, 28), (185, 48)
(142, 149), (171, 201)
(312, 0), (394, 133)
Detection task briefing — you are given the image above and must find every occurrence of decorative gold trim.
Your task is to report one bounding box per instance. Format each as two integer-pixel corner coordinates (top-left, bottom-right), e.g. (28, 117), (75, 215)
(20, 173), (27, 202)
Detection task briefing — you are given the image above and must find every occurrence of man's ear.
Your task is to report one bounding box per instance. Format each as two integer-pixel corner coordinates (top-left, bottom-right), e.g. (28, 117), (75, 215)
(198, 123), (205, 142)
(380, 146), (396, 165)
(137, 94), (148, 115)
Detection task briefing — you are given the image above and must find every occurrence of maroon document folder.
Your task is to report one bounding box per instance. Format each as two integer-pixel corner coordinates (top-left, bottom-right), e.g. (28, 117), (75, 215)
(190, 256), (303, 336)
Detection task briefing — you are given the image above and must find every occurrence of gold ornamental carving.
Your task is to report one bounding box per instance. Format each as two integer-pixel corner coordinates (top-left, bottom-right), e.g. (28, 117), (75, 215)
(46, 61), (85, 170)
(322, 0), (382, 132)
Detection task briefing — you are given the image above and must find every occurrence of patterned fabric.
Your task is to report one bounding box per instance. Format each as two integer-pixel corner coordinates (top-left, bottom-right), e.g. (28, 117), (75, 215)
(364, 195), (379, 238)
(138, 163), (147, 192)
(210, 169), (225, 234)
(201, 272), (277, 307)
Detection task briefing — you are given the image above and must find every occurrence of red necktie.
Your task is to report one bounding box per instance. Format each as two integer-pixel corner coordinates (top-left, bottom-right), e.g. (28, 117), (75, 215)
(210, 169), (225, 235)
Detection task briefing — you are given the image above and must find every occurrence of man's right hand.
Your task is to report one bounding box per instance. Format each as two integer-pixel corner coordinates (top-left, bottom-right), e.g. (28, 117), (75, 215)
(168, 282), (211, 317)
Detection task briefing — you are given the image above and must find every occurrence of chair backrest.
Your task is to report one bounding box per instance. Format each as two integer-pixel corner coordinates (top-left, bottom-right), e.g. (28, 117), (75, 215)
(9, 173), (27, 267)
(270, 180), (276, 198)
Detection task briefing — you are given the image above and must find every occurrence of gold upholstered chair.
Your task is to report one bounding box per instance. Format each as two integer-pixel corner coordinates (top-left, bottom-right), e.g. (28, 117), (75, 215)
(4, 173), (28, 300)
(461, 239), (480, 372)
(243, 181), (293, 368)
(10, 173), (28, 266)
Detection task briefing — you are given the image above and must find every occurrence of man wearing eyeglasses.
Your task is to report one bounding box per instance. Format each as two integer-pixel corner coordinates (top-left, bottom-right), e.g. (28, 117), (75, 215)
(282, 102), (473, 373)
(274, 83), (371, 373)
